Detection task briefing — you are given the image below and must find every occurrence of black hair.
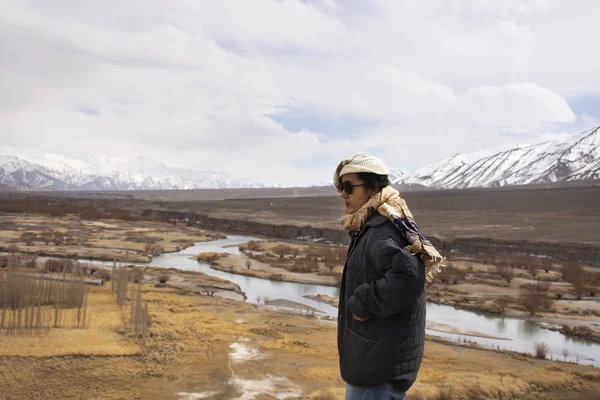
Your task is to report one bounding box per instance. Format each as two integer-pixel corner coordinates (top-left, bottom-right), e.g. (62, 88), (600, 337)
(356, 173), (390, 193)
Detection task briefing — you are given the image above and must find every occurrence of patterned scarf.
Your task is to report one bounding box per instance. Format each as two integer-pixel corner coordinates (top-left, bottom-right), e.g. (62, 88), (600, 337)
(340, 186), (444, 283)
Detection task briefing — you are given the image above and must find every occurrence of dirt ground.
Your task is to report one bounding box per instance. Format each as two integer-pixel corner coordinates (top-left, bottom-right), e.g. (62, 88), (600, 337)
(154, 185), (600, 244)
(2, 280), (600, 400)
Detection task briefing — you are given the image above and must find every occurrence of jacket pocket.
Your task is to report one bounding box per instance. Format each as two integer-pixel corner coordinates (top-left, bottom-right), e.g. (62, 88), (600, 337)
(347, 326), (379, 344)
(340, 326), (383, 386)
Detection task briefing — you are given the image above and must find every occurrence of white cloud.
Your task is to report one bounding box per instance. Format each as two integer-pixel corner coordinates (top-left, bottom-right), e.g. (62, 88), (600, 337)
(0, 0), (598, 185)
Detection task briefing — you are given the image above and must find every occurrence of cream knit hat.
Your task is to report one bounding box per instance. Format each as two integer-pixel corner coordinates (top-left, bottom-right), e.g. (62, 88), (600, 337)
(333, 154), (390, 190)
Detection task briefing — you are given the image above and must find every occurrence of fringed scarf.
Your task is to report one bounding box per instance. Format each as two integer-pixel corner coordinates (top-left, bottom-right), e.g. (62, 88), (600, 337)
(340, 186), (444, 284)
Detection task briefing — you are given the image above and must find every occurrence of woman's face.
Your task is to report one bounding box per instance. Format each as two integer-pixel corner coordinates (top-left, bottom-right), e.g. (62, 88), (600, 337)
(340, 173), (375, 214)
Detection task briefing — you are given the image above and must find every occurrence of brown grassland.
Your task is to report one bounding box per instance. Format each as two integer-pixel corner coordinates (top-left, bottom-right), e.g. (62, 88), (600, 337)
(1, 281), (600, 400)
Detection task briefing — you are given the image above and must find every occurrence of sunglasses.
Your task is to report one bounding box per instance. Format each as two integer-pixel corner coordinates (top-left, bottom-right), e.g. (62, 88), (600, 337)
(339, 181), (366, 194)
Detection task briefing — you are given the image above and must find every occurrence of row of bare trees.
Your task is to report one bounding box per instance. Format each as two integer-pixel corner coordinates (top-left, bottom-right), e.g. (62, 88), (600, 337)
(111, 265), (150, 343)
(0, 265), (89, 334)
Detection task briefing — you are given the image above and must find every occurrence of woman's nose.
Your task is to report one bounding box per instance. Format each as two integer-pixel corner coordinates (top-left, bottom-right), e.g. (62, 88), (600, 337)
(340, 190), (348, 199)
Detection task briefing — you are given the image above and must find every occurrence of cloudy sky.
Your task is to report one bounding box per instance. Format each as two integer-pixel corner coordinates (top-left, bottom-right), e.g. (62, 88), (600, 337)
(1, 0), (599, 185)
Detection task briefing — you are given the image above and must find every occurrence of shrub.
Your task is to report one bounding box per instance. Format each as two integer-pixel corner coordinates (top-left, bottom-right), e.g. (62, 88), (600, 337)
(143, 242), (164, 256)
(245, 240), (263, 251)
(51, 231), (65, 246)
(535, 342), (549, 359)
(268, 273), (285, 281)
(197, 252), (224, 263)
(97, 270), (112, 281)
(245, 260), (252, 270)
(157, 274), (170, 284)
(495, 264), (514, 283)
(438, 266), (466, 284)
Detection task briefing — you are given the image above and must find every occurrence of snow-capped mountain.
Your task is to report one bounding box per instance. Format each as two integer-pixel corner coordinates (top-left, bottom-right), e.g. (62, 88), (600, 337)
(311, 167), (408, 187)
(388, 168), (409, 183)
(0, 146), (266, 191)
(398, 127), (600, 189)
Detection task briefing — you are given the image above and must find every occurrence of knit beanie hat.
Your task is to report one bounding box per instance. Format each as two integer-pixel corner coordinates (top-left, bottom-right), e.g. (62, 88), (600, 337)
(333, 154), (390, 190)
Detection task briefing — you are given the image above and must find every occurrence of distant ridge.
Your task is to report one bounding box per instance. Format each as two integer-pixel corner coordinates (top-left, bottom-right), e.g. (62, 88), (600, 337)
(396, 127), (600, 189)
(0, 147), (265, 191)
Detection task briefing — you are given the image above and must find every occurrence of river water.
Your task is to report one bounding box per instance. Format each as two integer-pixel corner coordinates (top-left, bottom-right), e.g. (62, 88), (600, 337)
(97, 233), (600, 366)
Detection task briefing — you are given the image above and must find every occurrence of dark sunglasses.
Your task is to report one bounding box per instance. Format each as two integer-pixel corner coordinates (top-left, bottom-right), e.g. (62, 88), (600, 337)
(340, 181), (365, 194)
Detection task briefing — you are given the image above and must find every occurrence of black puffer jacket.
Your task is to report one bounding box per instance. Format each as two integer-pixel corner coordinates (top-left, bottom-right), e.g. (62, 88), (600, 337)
(337, 212), (426, 392)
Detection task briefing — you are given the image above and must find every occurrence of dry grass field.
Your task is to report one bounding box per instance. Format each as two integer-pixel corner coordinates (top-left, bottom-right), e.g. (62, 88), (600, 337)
(1, 279), (600, 400)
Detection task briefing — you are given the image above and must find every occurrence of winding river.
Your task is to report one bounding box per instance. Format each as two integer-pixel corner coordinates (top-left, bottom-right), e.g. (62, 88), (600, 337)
(98, 234), (600, 366)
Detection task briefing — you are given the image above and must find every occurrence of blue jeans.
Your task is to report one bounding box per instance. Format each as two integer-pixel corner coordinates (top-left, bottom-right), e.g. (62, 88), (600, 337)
(345, 383), (407, 400)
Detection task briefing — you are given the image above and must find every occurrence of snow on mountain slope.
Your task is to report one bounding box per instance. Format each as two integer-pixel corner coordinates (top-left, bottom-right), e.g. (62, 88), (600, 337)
(0, 147), (266, 191)
(398, 127), (600, 188)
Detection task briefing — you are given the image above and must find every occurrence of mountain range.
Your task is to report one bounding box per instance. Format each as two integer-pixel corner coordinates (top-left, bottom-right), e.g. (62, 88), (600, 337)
(0, 146), (266, 191)
(1, 127), (598, 191)
(396, 126), (599, 189)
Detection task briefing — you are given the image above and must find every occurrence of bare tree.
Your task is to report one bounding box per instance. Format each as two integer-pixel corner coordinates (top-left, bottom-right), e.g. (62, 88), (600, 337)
(495, 264), (514, 283)
(40, 231), (53, 245)
(272, 244), (290, 259)
(534, 342), (549, 359)
(51, 232), (65, 246)
(143, 242), (164, 256)
(520, 289), (543, 317)
(245, 260), (252, 270)
(495, 296), (511, 313)
(562, 348), (569, 361)
(289, 247), (300, 259)
(528, 264), (538, 279)
(20, 232), (37, 246)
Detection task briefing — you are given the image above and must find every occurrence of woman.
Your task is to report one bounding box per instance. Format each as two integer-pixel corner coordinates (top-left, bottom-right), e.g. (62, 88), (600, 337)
(334, 154), (443, 400)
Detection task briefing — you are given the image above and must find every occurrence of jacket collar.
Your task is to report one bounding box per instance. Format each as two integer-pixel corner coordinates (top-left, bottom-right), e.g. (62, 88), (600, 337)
(349, 212), (387, 239)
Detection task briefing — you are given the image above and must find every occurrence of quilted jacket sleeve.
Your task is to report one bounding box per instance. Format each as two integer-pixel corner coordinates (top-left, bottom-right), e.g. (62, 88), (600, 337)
(347, 234), (423, 319)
